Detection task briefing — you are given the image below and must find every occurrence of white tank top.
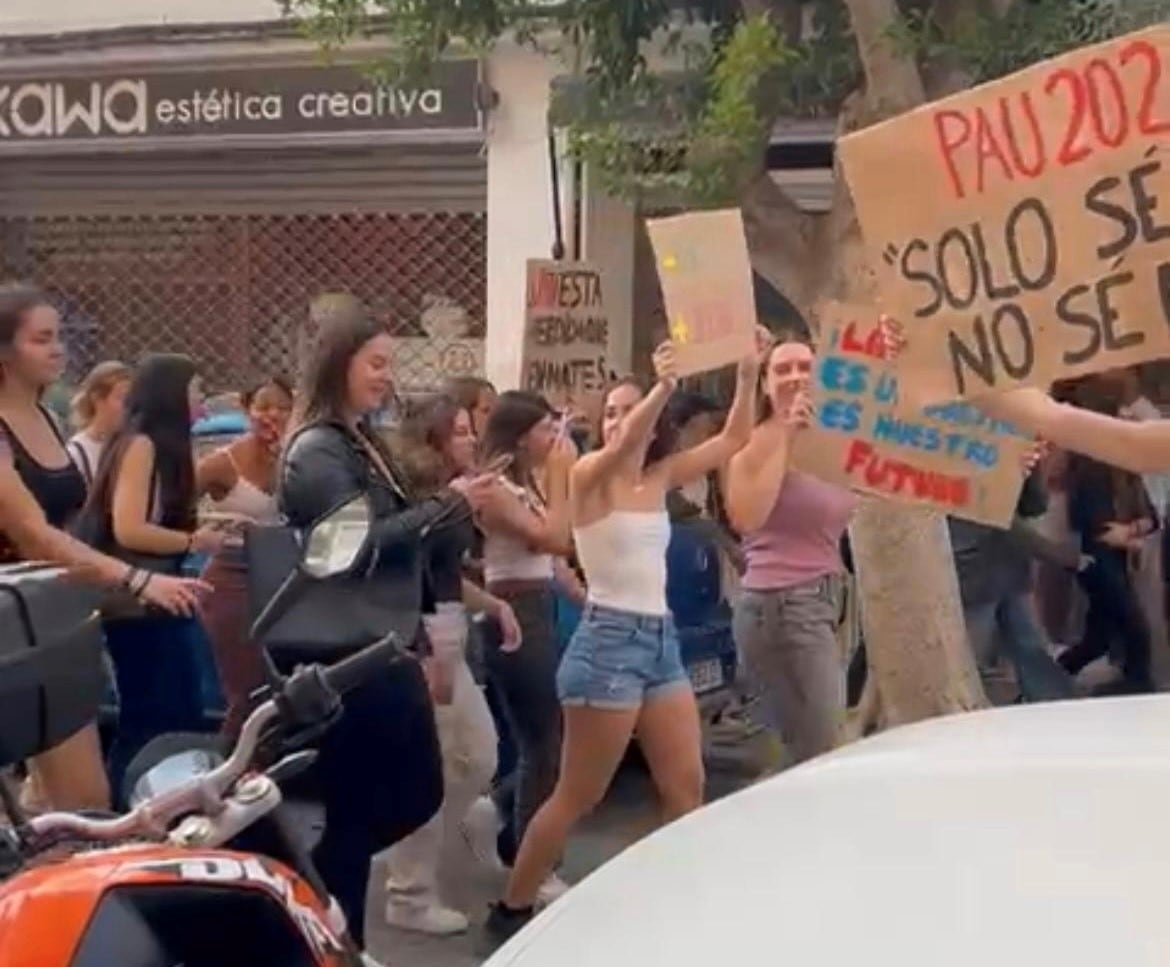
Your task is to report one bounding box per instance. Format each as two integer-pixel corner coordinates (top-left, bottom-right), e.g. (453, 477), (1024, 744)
(574, 511), (671, 616)
(212, 451), (279, 524)
(482, 479), (554, 584)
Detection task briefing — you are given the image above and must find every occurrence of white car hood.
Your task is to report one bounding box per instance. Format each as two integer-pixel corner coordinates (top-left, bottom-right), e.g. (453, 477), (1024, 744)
(489, 698), (1170, 967)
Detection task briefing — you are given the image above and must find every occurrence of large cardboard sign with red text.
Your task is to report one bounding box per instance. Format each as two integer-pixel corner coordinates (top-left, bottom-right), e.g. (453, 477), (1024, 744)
(793, 303), (1031, 527)
(522, 260), (612, 417)
(646, 209), (757, 376)
(839, 25), (1170, 403)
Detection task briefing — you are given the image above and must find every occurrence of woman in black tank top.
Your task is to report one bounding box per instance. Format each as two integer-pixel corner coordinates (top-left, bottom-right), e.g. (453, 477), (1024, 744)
(0, 284), (108, 811)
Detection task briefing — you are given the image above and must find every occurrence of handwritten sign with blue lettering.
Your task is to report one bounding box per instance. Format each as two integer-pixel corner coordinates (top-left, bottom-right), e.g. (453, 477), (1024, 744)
(792, 302), (1031, 527)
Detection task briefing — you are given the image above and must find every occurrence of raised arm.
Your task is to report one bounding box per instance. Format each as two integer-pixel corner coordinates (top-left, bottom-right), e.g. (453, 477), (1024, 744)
(977, 389), (1170, 476)
(723, 390), (810, 535)
(660, 352), (759, 490)
(572, 341), (677, 494)
(477, 440), (575, 556)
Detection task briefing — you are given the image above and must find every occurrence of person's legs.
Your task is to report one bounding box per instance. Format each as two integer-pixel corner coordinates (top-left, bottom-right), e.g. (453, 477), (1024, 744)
(105, 616), (205, 804)
(734, 580), (845, 766)
(28, 723), (109, 811)
(962, 601), (999, 677)
(312, 658), (443, 949)
(199, 549), (268, 739)
(502, 704), (637, 909)
(995, 594), (1076, 702)
(385, 660), (497, 934)
(484, 589), (561, 848)
(636, 687), (704, 823)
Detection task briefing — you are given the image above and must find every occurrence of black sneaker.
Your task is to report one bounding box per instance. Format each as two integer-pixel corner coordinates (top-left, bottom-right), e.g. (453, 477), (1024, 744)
(480, 902), (534, 955)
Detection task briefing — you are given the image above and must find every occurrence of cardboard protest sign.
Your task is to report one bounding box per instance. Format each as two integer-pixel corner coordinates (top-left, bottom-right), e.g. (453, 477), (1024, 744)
(522, 260), (612, 416)
(792, 303), (1031, 527)
(646, 209), (757, 376)
(838, 24), (1170, 403)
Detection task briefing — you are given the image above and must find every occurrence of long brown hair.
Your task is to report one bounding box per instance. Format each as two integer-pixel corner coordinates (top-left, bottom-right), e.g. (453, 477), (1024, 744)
(392, 394), (466, 494)
(293, 293), (385, 428)
(757, 326), (814, 422)
(0, 282), (53, 388)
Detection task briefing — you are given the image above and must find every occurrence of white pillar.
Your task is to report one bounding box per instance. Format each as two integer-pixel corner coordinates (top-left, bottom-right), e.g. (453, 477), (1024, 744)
(484, 43), (558, 391)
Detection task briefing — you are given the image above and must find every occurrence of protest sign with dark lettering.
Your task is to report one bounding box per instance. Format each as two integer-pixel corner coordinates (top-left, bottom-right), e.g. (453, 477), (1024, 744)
(646, 209), (757, 376)
(793, 303), (1031, 527)
(522, 260), (612, 415)
(838, 25), (1170, 403)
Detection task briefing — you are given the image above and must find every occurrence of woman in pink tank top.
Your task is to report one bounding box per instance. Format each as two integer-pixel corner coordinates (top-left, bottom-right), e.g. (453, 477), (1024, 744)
(725, 330), (857, 766)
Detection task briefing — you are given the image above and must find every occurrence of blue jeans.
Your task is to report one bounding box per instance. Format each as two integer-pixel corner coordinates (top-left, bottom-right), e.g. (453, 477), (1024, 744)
(964, 594), (1075, 702)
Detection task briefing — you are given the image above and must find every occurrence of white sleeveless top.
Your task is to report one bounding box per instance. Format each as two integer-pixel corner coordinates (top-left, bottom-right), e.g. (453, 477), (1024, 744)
(482, 479), (554, 584)
(211, 451), (279, 524)
(574, 510), (671, 616)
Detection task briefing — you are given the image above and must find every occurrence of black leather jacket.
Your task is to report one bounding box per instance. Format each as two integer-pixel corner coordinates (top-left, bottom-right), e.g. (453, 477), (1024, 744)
(279, 420), (470, 643)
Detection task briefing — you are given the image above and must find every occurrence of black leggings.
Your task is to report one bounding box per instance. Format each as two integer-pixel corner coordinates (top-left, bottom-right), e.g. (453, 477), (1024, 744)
(485, 587), (561, 859)
(1061, 558), (1153, 689)
(278, 654), (443, 948)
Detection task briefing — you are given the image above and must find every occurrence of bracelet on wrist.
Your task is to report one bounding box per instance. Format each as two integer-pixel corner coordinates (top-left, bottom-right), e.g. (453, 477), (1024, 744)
(121, 564), (137, 590)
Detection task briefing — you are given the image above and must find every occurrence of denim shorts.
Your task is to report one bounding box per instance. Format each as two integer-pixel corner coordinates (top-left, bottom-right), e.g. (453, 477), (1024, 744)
(556, 603), (689, 710)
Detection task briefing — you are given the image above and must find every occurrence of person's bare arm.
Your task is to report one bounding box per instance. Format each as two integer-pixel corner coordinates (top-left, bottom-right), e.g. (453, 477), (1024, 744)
(661, 354), (758, 490)
(976, 389), (1170, 475)
(195, 448), (236, 500)
(112, 436), (191, 555)
(0, 461), (126, 586)
(477, 476), (572, 556)
(723, 406), (807, 534)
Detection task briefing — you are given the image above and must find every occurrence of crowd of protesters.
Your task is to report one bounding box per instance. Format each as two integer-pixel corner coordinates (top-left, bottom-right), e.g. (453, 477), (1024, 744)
(3, 277), (1169, 960)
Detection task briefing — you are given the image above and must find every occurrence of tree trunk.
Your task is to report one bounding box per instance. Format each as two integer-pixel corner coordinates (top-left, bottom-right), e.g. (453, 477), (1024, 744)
(747, 0), (988, 731)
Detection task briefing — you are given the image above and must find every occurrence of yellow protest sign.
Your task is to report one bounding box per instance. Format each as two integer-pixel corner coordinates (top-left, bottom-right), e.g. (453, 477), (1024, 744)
(646, 209), (757, 376)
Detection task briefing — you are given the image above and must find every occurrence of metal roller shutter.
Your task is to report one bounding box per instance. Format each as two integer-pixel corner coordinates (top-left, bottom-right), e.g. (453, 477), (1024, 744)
(0, 143), (486, 216)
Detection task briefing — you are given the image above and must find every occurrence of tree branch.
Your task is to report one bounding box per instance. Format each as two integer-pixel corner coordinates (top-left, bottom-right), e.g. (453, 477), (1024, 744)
(741, 169), (817, 311)
(842, 0), (925, 115)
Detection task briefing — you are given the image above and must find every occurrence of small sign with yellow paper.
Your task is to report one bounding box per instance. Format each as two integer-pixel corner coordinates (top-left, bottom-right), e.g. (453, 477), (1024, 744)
(646, 209), (758, 376)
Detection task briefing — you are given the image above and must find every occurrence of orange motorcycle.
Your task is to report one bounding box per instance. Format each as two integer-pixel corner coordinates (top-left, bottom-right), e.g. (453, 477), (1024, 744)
(0, 496), (386, 967)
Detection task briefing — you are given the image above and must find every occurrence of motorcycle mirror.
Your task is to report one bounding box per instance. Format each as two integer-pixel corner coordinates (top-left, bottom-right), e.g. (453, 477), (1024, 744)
(301, 495), (372, 579)
(129, 748), (223, 808)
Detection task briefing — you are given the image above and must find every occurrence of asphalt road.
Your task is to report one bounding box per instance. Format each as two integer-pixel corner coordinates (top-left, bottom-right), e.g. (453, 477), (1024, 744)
(363, 747), (763, 967)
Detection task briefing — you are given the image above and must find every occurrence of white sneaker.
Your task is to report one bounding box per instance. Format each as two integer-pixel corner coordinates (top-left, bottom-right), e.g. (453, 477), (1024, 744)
(460, 795), (506, 873)
(535, 873), (571, 908)
(385, 900), (470, 936)
(361, 954), (388, 967)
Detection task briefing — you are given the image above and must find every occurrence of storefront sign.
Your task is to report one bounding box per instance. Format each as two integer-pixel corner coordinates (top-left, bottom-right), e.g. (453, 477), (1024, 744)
(838, 24), (1170, 404)
(793, 302), (1031, 527)
(646, 208), (757, 377)
(0, 60), (481, 151)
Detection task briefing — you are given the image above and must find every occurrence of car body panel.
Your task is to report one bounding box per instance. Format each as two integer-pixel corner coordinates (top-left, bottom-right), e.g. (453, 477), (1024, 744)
(486, 697), (1170, 967)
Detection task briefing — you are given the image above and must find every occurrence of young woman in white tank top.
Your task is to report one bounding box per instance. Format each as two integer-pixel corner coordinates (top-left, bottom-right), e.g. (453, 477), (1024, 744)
(195, 377), (291, 737)
(486, 339), (760, 945)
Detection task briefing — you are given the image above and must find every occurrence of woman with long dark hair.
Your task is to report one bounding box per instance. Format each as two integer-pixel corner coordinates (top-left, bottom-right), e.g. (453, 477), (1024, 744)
(484, 343), (757, 947)
(0, 283), (107, 811)
(475, 389), (583, 905)
(80, 353), (227, 797)
(196, 375), (293, 738)
(279, 295), (499, 953)
(381, 394), (522, 935)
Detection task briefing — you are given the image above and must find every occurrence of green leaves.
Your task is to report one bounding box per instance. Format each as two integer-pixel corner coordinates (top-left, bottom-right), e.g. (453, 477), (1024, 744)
(281, 0), (1170, 208)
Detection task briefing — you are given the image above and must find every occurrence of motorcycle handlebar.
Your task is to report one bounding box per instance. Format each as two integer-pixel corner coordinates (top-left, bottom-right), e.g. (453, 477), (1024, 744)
(24, 632), (409, 848)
